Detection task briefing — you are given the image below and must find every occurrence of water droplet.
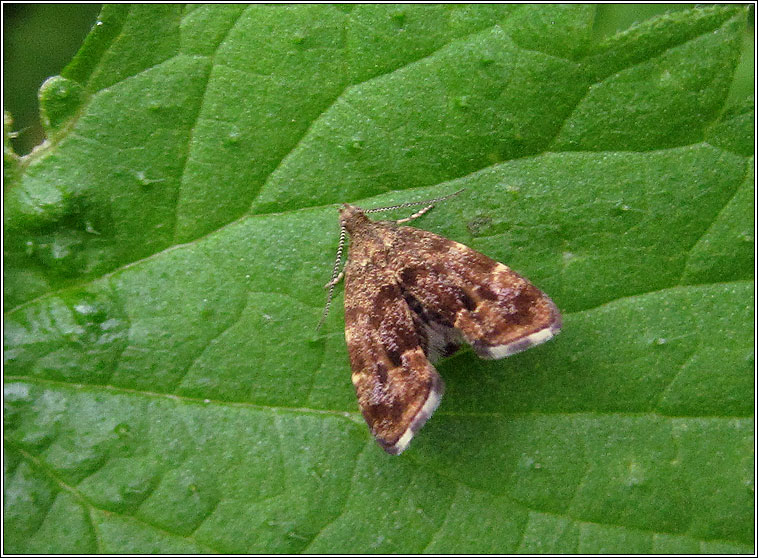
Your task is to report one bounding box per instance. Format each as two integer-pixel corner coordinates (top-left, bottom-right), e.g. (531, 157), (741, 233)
(453, 95), (470, 110)
(348, 135), (364, 152)
(624, 461), (646, 486)
(100, 318), (122, 332)
(4, 383), (31, 402)
(611, 201), (632, 215)
(288, 530), (308, 541)
(292, 31), (306, 45)
(466, 216), (492, 236)
(74, 302), (97, 315)
(134, 170), (164, 188)
(84, 221), (101, 235)
(402, 146), (416, 158)
(51, 239), (73, 261)
(114, 422), (131, 436)
(659, 69), (673, 85)
(225, 128), (242, 146)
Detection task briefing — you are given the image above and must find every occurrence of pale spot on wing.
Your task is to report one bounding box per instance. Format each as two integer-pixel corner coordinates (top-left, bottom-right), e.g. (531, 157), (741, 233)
(479, 319), (561, 359)
(386, 377), (444, 455)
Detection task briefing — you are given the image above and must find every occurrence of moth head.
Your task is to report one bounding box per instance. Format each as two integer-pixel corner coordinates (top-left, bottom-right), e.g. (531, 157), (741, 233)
(339, 204), (370, 234)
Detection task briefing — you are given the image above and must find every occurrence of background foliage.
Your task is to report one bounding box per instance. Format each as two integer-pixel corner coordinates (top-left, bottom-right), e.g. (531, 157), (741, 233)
(3, 3), (102, 155)
(4, 4), (754, 553)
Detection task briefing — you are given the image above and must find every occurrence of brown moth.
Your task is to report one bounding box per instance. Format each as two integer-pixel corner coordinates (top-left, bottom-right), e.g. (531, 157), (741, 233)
(320, 192), (561, 455)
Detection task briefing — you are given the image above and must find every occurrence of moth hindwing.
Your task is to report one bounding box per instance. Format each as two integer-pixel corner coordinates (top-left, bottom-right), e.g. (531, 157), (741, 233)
(333, 196), (561, 455)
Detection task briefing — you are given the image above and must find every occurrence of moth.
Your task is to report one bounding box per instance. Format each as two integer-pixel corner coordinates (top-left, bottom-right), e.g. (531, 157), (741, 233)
(320, 191), (561, 455)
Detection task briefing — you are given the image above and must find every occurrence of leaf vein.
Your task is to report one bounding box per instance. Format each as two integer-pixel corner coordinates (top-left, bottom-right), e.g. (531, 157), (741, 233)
(171, 8), (247, 244)
(4, 375), (361, 419)
(677, 158), (752, 283)
(300, 442), (368, 552)
(7, 442), (220, 553)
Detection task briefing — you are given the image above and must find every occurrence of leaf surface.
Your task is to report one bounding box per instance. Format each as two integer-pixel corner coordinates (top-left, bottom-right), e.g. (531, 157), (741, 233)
(4, 4), (753, 554)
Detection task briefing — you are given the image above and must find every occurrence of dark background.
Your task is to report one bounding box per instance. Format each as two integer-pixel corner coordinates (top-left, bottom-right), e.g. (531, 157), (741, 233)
(4, 3), (102, 154)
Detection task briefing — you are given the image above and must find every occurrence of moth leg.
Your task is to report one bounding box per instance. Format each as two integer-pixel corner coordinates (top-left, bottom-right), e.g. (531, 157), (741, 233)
(317, 224), (349, 330)
(323, 270), (344, 289)
(396, 204), (433, 224)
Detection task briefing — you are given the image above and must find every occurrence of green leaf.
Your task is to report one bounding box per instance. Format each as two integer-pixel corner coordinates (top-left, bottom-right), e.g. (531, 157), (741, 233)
(4, 4), (753, 554)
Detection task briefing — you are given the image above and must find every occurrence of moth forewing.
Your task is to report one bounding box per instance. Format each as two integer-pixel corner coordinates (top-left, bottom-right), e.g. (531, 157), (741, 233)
(334, 195), (561, 454)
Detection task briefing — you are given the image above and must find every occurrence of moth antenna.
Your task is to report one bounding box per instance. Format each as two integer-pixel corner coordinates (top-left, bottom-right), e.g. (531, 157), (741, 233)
(363, 188), (465, 215)
(317, 223), (347, 330)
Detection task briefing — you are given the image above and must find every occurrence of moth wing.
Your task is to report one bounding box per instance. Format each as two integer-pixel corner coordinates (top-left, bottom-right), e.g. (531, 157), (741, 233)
(394, 226), (561, 359)
(344, 266), (443, 454)
(401, 289), (464, 363)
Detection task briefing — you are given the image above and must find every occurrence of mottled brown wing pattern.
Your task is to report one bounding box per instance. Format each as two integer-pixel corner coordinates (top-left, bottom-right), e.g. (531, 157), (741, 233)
(392, 226), (562, 359)
(336, 201), (561, 455)
(343, 258), (443, 455)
